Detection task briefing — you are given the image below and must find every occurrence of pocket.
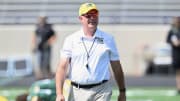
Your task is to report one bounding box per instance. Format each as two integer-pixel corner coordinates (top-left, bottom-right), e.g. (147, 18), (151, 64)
(63, 79), (72, 101)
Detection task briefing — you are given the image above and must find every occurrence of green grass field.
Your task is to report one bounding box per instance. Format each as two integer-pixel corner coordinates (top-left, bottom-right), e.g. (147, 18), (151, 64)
(0, 87), (180, 101)
(0, 87), (28, 101)
(112, 87), (180, 101)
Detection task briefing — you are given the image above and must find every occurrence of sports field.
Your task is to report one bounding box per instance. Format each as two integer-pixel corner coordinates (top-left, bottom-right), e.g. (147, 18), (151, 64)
(0, 87), (180, 101)
(112, 87), (180, 101)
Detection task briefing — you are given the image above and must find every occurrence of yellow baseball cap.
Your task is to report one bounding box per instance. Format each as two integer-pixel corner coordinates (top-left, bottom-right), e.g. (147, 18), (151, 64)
(79, 3), (98, 16)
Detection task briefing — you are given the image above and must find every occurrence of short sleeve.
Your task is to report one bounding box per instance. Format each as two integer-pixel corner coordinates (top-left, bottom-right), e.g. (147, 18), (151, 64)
(166, 30), (172, 44)
(109, 37), (120, 60)
(49, 25), (55, 36)
(60, 37), (72, 58)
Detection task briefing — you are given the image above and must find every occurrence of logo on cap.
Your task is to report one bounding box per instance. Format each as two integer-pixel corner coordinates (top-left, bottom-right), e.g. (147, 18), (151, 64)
(79, 3), (98, 16)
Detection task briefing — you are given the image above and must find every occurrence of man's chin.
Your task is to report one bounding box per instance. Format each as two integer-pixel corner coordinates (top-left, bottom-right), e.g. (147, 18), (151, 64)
(88, 23), (97, 27)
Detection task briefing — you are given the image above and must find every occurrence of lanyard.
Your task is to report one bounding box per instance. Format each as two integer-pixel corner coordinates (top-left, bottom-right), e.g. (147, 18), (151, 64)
(82, 37), (96, 69)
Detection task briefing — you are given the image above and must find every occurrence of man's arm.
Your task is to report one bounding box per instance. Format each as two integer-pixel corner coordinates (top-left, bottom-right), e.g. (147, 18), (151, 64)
(110, 60), (126, 101)
(48, 34), (56, 46)
(31, 33), (37, 52)
(55, 58), (69, 101)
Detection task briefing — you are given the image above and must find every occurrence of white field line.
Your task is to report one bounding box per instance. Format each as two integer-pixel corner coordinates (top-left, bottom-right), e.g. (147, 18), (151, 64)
(0, 89), (27, 96)
(112, 89), (177, 97)
(111, 99), (153, 101)
(127, 100), (153, 101)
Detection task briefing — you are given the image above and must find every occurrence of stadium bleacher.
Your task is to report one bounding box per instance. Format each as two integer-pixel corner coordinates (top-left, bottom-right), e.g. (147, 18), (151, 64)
(0, 0), (180, 24)
(0, 55), (33, 77)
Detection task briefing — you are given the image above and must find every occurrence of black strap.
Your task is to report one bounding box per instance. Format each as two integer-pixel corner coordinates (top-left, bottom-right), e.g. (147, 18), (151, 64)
(82, 37), (96, 60)
(82, 37), (96, 70)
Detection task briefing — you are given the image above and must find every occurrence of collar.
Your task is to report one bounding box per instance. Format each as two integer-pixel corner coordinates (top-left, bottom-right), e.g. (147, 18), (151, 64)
(79, 28), (102, 39)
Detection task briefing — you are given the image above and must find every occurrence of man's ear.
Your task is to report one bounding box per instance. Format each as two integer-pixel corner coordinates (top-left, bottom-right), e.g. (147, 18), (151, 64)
(79, 16), (83, 24)
(79, 16), (82, 20)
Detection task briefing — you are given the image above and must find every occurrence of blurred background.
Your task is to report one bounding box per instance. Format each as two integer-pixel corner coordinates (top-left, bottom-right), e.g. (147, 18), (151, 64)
(0, 0), (180, 101)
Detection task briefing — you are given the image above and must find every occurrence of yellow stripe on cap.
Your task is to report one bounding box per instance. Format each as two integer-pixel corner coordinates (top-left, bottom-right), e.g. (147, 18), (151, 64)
(79, 3), (98, 16)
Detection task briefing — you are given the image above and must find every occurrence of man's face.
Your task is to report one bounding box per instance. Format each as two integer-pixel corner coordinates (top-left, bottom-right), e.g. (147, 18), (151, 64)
(80, 9), (99, 29)
(177, 17), (180, 28)
(38, 17), (47, 26)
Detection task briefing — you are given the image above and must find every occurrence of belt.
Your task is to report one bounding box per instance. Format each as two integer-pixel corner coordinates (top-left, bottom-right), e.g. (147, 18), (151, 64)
(71, 80), (108, 89)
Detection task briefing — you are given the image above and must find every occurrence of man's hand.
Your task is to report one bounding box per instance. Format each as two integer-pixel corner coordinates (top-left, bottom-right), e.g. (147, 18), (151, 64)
(56, 94), (65, 101)
(118, 93), (126, 101)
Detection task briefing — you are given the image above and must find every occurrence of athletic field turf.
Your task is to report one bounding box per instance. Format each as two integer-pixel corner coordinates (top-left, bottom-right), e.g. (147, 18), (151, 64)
(0, 87), (180, 101)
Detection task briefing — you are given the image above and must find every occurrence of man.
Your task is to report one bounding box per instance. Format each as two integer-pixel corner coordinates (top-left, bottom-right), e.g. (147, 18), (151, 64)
(166, 16), (180, 94)
(56, 2), (126, 101)
(32, 16), (56, 79)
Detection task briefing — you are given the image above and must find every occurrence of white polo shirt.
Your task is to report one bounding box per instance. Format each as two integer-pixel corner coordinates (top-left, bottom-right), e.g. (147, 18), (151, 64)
(60, 28), (120, 84)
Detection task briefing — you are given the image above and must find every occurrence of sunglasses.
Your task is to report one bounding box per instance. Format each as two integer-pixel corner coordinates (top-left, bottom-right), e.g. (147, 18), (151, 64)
(82, 12), (99, 19)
